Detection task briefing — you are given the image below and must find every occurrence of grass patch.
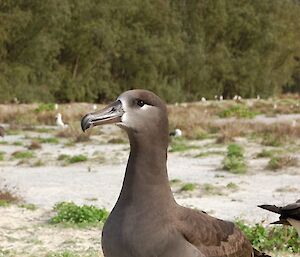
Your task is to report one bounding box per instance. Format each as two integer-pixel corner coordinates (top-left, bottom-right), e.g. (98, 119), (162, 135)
(169, 138), (197, 153)
(256, 149), (275, 158)
(37, 137), (60, 144)
(262, 133), (282, 147)
(169, 178), (182, 185)
(267, 156), (298, 170)
(195, 150), (224, 158)
(31, 160), (45, 167)
(180, 183), (197, 192)
(46, 250), (100, 257)
(57, 154), (70, 161)
(0, 151), (5, 161)
(0, 141), (8, 145)
(34, 103), (55, 113)
(202, 183), (223, 195)
(218, 105), (258, 119)
(12, 141), (23, 146)
(226, 182), (239, 191)
(12, 150), (34, 159)
(19, 203), (37, 211)
(223, 144), (247, 174)
(0, 190), (20, 207)
(236, 220), (300, 253)
(68, 154), (88, 163)
(50, 202), (109, 227)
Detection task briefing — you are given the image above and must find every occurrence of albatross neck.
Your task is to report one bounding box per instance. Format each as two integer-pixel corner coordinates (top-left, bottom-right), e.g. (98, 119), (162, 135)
(116, 131), (175, 208)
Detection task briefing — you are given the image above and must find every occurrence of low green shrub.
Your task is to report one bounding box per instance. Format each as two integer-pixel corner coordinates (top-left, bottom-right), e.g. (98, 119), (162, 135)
(12, 151), (34, 159)
(180, 183), (197, 191)
(50, 202), (109, 227)
(68, 155), (88, 163)
(236, 221), (300, 252)
(223, 144), (247, 174)
(218, 105), (258, 119)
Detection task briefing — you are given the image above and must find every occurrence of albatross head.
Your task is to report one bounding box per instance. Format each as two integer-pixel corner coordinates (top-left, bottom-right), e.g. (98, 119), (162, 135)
(81, 90), (169, 140)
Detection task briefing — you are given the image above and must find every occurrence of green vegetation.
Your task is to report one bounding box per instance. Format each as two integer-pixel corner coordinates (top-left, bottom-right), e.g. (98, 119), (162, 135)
(19, 203), (37, 211)
(169, 178), (182, 185)
(195, 151), (224, 158)
(256, 149), (275, 158)
(180, 183), (197, 192)
(0, 190), (19, 207)
(262, 134), (282, 147)
(267, 156), (298, 170)
(218, 106), (258, 119)
(0, 141), (8, 145)
(12, 141), (23, 146)
(223, 144), (247, 174)
(236, 221), (300, 253)
(12, 150), (34, 159)
(202, 183), (223, 195)
(0, 151), (5, 161)
(68, 155), (88, 164)
(57, 154), (70, 161)
(34, 103), (55, 113)
(50, 202), (109, 227)
(226, 182), (239, 191)
(37, 137), (60, 144)
(169, 139), (197, 153)
(0, 1), (299, 103)
(46, 250), (100, 257)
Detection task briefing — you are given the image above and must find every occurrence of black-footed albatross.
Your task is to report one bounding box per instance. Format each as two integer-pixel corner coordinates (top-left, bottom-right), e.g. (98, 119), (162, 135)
(259, 200), (300, 236)
(81, 90), (270, 257)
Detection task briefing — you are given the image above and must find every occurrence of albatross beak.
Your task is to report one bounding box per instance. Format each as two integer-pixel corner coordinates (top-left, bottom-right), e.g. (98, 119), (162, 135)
(81, 100), (124, 132)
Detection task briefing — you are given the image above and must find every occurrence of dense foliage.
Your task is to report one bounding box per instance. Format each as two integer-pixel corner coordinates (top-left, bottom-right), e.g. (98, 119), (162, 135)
(0, 0), (300, 103)
(236, 221), (300, 253)
(50, 202), (109, 226)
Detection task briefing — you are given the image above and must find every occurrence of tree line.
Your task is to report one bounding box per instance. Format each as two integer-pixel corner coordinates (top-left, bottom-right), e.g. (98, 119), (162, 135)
(0, 0), (300, 103)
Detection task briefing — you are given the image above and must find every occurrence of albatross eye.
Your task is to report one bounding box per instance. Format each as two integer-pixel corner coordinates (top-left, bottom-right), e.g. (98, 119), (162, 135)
(137, 100), (145, 107)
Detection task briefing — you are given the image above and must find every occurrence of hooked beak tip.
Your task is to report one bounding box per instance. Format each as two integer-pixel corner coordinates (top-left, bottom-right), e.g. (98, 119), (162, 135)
(81, 114), (92, 132)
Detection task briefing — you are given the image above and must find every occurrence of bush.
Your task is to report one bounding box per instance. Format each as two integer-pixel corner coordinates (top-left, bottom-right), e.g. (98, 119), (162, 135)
(218, 105), (258, 119)
(180, 183), (197, 192)
(267, 156), (298, 170)
(50, 202), (109, 226)
(236, 220), (300, 252)
(12, 151), (35, 159)
(223, 144), (247, 174)
(68, 155), (88, 163)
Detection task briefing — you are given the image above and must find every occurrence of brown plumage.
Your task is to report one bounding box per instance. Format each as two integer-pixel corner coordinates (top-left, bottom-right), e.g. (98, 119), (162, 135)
(81, 90), (270, 257)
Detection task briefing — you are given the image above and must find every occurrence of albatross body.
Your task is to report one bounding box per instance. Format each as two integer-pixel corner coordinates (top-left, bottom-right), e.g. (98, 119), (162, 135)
(81, 90), (267, 257)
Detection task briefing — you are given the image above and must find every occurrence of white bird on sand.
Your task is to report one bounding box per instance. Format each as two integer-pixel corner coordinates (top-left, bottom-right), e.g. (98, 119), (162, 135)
(273, 103), (277, 110)
(233, 95), (238, 100)
(219, 95), (223, 101)
(237, 96), (242, 101)
(93, 104), (97, 111)
(201, 97), (206, 102)
(55, 113), (68, 129)
(169, 128), (182, 137)
(214, 95), (218, 100)
(257, 95), (260, 100)
(54, 103), (59, 110)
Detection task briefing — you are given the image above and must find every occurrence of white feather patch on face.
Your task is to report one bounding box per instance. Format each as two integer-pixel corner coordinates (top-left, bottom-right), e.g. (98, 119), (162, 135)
(140, 104), (152, 111)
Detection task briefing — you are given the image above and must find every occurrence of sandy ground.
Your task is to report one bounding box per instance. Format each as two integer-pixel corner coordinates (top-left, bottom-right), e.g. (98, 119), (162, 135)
(0, 123), (300, 256)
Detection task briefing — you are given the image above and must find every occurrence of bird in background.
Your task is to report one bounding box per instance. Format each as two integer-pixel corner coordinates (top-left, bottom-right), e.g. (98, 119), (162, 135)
(55, 113), (68, 129)
(169, 128), (182, 137)
(259, 200), (300, 236)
